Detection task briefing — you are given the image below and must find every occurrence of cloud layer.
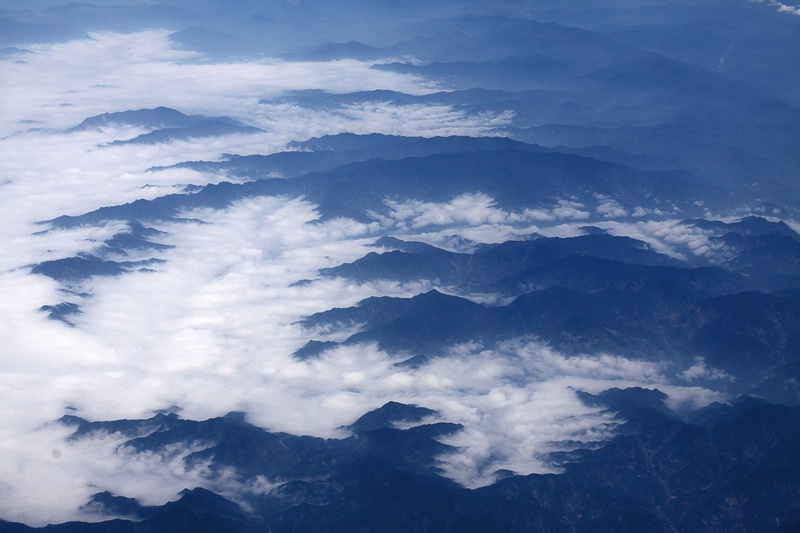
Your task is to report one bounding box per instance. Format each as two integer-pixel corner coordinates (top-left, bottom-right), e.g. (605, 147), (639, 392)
(0, 28), (745, 526)
(1, 30), (498, 139)
(0, 191), (728, 524)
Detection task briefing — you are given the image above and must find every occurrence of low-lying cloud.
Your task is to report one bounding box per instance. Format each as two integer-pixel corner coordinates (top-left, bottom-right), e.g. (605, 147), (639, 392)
(1, 29), (514, 144)
(2, 30), (443, 136)
(0, 26), (740, 526)
(0, 192), (728, 524)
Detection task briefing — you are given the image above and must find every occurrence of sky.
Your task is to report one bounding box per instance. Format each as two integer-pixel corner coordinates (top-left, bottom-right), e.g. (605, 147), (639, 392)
(0, 17), (775, 527)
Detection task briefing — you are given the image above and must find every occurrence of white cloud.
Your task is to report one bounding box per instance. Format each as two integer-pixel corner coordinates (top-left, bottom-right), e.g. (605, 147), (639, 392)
(0, 29), (513, 148)
(0, 332), (724, 526)
(0, 25), (736, 526)
(0, 30), (515, 524)
(679, 357), (736, 383)
(578, 219), (711, 261)
(752, 0), (800, 15)
(595, 194), (629, 219)
(0, 31), (445, 137)
(0, 189), (728, 522)
(551, 199), (591, 220)
(376, 195), (602, 243)
(385, 193), (525, 229)
(0, 421), (240, 526)
(0, 31), (514, 244)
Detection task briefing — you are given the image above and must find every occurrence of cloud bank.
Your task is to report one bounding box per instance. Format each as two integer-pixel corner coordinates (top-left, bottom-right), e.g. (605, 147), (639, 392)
(0, 27), (742, 526)
(0, 191), (728, 524)
(0, 29), (518, 141)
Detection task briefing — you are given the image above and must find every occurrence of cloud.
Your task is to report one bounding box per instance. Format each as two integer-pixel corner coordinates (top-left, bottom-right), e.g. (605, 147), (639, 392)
(0, 421), (247, 526)
(384, 193), (525, 229)
(752, 0), (800, 16)
(550, 199), (591, 220)
(0, 25), (737, 526)
(0, 330), (724, 525)
(595, 194), (629, 218)
(577, 219), (716, 261)
(0, 30), (512, 140)
(0, 142), (741, 523)
(0, 30), (513, 524)
(0, 187), (729, 522)
(372, 195), (605, 245)
(252, 101), (513, 141)
(0, 31), (514, 239)
(679, 357), (736, 383)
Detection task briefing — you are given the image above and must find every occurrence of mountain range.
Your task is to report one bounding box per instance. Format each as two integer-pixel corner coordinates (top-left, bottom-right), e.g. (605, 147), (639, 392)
(2, 0), (799, 530)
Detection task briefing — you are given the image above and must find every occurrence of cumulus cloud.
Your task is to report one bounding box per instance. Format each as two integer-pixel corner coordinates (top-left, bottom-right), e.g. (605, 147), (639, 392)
(385, 193), (524, 229)
(372, 194), (605, 245)
(679, 357), (736, 383)
(594, 194), (629, 218)
(777, 4), (800, 15)
(550, 199), (591, 220)
(752, 0), (800, 15)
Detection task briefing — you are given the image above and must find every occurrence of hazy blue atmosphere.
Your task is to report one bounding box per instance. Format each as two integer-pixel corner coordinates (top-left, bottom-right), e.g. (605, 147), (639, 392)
(0, 0), (799, 530)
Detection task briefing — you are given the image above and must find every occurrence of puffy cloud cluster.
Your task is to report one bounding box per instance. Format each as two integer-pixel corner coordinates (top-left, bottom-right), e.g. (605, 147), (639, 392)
(752, 0), (800, 15)
(385, 193), (526, 229)
(548, 199), (592, 220)
(595, 194), (629, 218)
(679, 357), (736, 383)
(377, 195), (615, 245)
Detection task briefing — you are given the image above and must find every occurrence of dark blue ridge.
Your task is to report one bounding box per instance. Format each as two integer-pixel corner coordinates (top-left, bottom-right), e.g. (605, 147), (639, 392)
(156, 133), (546, 179)
(323, 233), (689, 288)
(67, 107), (250, 133)
(684, 216), (800, 240)
(68, 107), (199, 132)
(343, 401), (438, 433)
(300, 286), (800, 388)
(80, 492), (158, 521)
(44, 146), (711, 229)
(39, 302), (81, 325)
(107, 120), (263, 146)
(30, 256), (165, 282)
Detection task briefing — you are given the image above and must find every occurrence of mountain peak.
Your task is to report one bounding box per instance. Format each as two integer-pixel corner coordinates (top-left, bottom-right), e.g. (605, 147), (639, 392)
(344, 401), (438, 433)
